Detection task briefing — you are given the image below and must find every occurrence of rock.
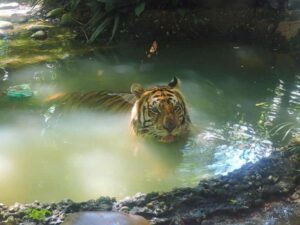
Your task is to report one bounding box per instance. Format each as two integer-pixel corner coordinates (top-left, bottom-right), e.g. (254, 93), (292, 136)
(10, 14), (29, 23)
(0, 2), (19, 10)
(0, 68), (7, 81)
(61, 212), (150, 225)
(276, 20), (300, 40)
(0, 21), (13, 30)
(31, 30), (47, 40)
(289, 134), (300, 146)
(0, 29), (7, 38)
(60, 13), (73, 26)
(46, 8), (64, 18)
(27, 24), (52, 32)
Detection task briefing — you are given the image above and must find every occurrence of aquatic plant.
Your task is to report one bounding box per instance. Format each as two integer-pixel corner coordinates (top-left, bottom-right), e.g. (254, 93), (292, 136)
(269, 122), (300, 143)
(23, 208), (52, 221)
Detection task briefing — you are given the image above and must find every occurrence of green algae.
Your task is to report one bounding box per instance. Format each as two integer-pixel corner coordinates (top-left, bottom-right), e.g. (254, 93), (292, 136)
(0, 20), (105, 69)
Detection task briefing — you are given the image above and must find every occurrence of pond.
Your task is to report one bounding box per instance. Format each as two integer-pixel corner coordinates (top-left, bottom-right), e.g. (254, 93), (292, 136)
(0, 41), (300, 205)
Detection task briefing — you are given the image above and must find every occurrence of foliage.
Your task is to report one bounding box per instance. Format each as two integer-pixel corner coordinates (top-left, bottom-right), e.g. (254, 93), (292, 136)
(26, 0), (147, 43)
(23, 208), (52, 221)
(23, 0), (293, 42)
(25, 0), (201, 42)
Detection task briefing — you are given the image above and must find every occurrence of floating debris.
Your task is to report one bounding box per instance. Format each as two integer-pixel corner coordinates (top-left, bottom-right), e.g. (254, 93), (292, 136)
(6, 83), (33, 98)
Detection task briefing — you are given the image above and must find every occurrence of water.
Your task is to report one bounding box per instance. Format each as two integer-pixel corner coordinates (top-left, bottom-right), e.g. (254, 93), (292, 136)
(0, 42), (300, 205)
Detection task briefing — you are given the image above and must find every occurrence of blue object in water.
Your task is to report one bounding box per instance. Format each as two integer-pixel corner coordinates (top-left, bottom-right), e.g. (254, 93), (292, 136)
(6, 84), (33, 98)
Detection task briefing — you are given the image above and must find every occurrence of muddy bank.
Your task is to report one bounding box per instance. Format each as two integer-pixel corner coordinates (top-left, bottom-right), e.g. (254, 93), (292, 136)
(118, 8), (300, 52)
(0, 144), (299, 225)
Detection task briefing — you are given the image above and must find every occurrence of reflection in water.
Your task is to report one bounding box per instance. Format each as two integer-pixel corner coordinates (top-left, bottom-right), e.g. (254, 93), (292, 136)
(288, 74), (300, 118)
(206, 124), (273, 175)
(0, 44), (299, 205)
(267, 79), (285, 123)
(263, 74), (300, 142)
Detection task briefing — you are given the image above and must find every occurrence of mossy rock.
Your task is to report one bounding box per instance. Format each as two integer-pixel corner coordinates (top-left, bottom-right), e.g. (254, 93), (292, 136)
(31, 30), (47, 40)
(46, 8), (64, 18)
(60, 13), (74, 26)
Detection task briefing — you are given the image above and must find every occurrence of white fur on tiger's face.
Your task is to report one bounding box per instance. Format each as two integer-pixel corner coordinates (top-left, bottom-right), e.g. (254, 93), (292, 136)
(130, 77), (191, 143)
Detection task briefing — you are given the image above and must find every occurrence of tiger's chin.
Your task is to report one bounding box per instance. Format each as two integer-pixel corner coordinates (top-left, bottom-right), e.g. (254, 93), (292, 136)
(160, 134), (176, 143)
(158, 129), (190, 143)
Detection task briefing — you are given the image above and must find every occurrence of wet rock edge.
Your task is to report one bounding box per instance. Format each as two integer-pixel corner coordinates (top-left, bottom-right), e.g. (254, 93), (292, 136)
(0, 145), (299, 225)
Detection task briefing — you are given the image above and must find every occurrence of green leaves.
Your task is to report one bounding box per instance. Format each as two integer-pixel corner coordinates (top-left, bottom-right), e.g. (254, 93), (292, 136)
(135, 2), (145, 17)
(32, 0), (148, 42)
(88, 17), (113, 43)
(110, 15), (120, 42)
(70, 0), (81, 9)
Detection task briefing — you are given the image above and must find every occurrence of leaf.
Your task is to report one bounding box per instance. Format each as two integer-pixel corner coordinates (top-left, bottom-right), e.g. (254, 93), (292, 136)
(255, 102), (268, 107)
(105, 0), (116, 12)
(86, 11), (106, 30)
(177, 9), (186, 17)
(88, 17), (112, 43)
(135, 2), (145, 17)
(109, 15), (120, 42)
(70, 0), (81, 10)
(229, 199), (238, 204)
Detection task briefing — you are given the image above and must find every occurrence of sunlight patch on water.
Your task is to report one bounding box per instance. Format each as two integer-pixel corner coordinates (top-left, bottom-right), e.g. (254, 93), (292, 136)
(288, 75), (300, 116)
(267, 80), (285, 122)
(0, 155), (13, 180)
(207, 124), (273, 175)
(182, 122), (273, 179)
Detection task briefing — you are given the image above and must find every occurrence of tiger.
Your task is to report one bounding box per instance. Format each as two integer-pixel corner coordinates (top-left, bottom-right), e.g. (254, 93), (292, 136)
(130, 77), (191, 143)
(45, 77), (191, 143)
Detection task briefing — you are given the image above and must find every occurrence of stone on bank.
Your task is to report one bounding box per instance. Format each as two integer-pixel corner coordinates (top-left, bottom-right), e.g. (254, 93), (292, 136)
(61, 212), (150, 225)
(31, 30), (47, 40)
(0, 21), (13, 30)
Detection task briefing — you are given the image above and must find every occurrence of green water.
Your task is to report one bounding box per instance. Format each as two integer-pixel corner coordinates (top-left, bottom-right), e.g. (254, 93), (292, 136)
(0, 42), (299, 205)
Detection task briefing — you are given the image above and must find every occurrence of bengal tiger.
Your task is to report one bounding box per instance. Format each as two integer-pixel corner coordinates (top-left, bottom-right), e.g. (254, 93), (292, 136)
(130, 77), (191, 142)
(45, 77), (191, 143)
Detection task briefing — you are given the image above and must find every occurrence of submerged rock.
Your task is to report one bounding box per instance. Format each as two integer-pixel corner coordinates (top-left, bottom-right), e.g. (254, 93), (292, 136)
(0, 21), (13, 30)
(31, 30), (47, 40)
(61, 212), (150, 225)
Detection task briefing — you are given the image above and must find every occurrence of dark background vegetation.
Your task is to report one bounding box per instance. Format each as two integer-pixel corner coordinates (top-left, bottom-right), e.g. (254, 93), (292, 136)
(23, 0), (300, 43)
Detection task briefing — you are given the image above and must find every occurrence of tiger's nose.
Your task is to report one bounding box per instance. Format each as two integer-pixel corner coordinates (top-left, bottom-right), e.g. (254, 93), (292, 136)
(163, 120), (176, 132)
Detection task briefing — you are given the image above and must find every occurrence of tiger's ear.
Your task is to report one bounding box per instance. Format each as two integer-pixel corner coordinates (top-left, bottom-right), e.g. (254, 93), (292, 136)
(131, 83), (145, 98)
(168, 77), (180, 89)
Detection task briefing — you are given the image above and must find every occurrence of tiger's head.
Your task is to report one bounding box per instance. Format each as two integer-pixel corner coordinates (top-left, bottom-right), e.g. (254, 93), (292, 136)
(130, 77), (191, 143)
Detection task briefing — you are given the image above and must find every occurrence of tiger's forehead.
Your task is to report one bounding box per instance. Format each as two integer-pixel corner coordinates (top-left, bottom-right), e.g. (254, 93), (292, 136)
(144, 88), (180, 104)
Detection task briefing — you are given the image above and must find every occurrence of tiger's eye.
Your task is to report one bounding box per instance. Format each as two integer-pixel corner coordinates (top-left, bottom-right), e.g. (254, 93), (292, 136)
(151, 107), (159, 113)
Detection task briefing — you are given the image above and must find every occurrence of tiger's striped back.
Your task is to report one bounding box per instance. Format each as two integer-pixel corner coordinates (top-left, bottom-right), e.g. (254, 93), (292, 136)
(44, 91), (136, 113)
